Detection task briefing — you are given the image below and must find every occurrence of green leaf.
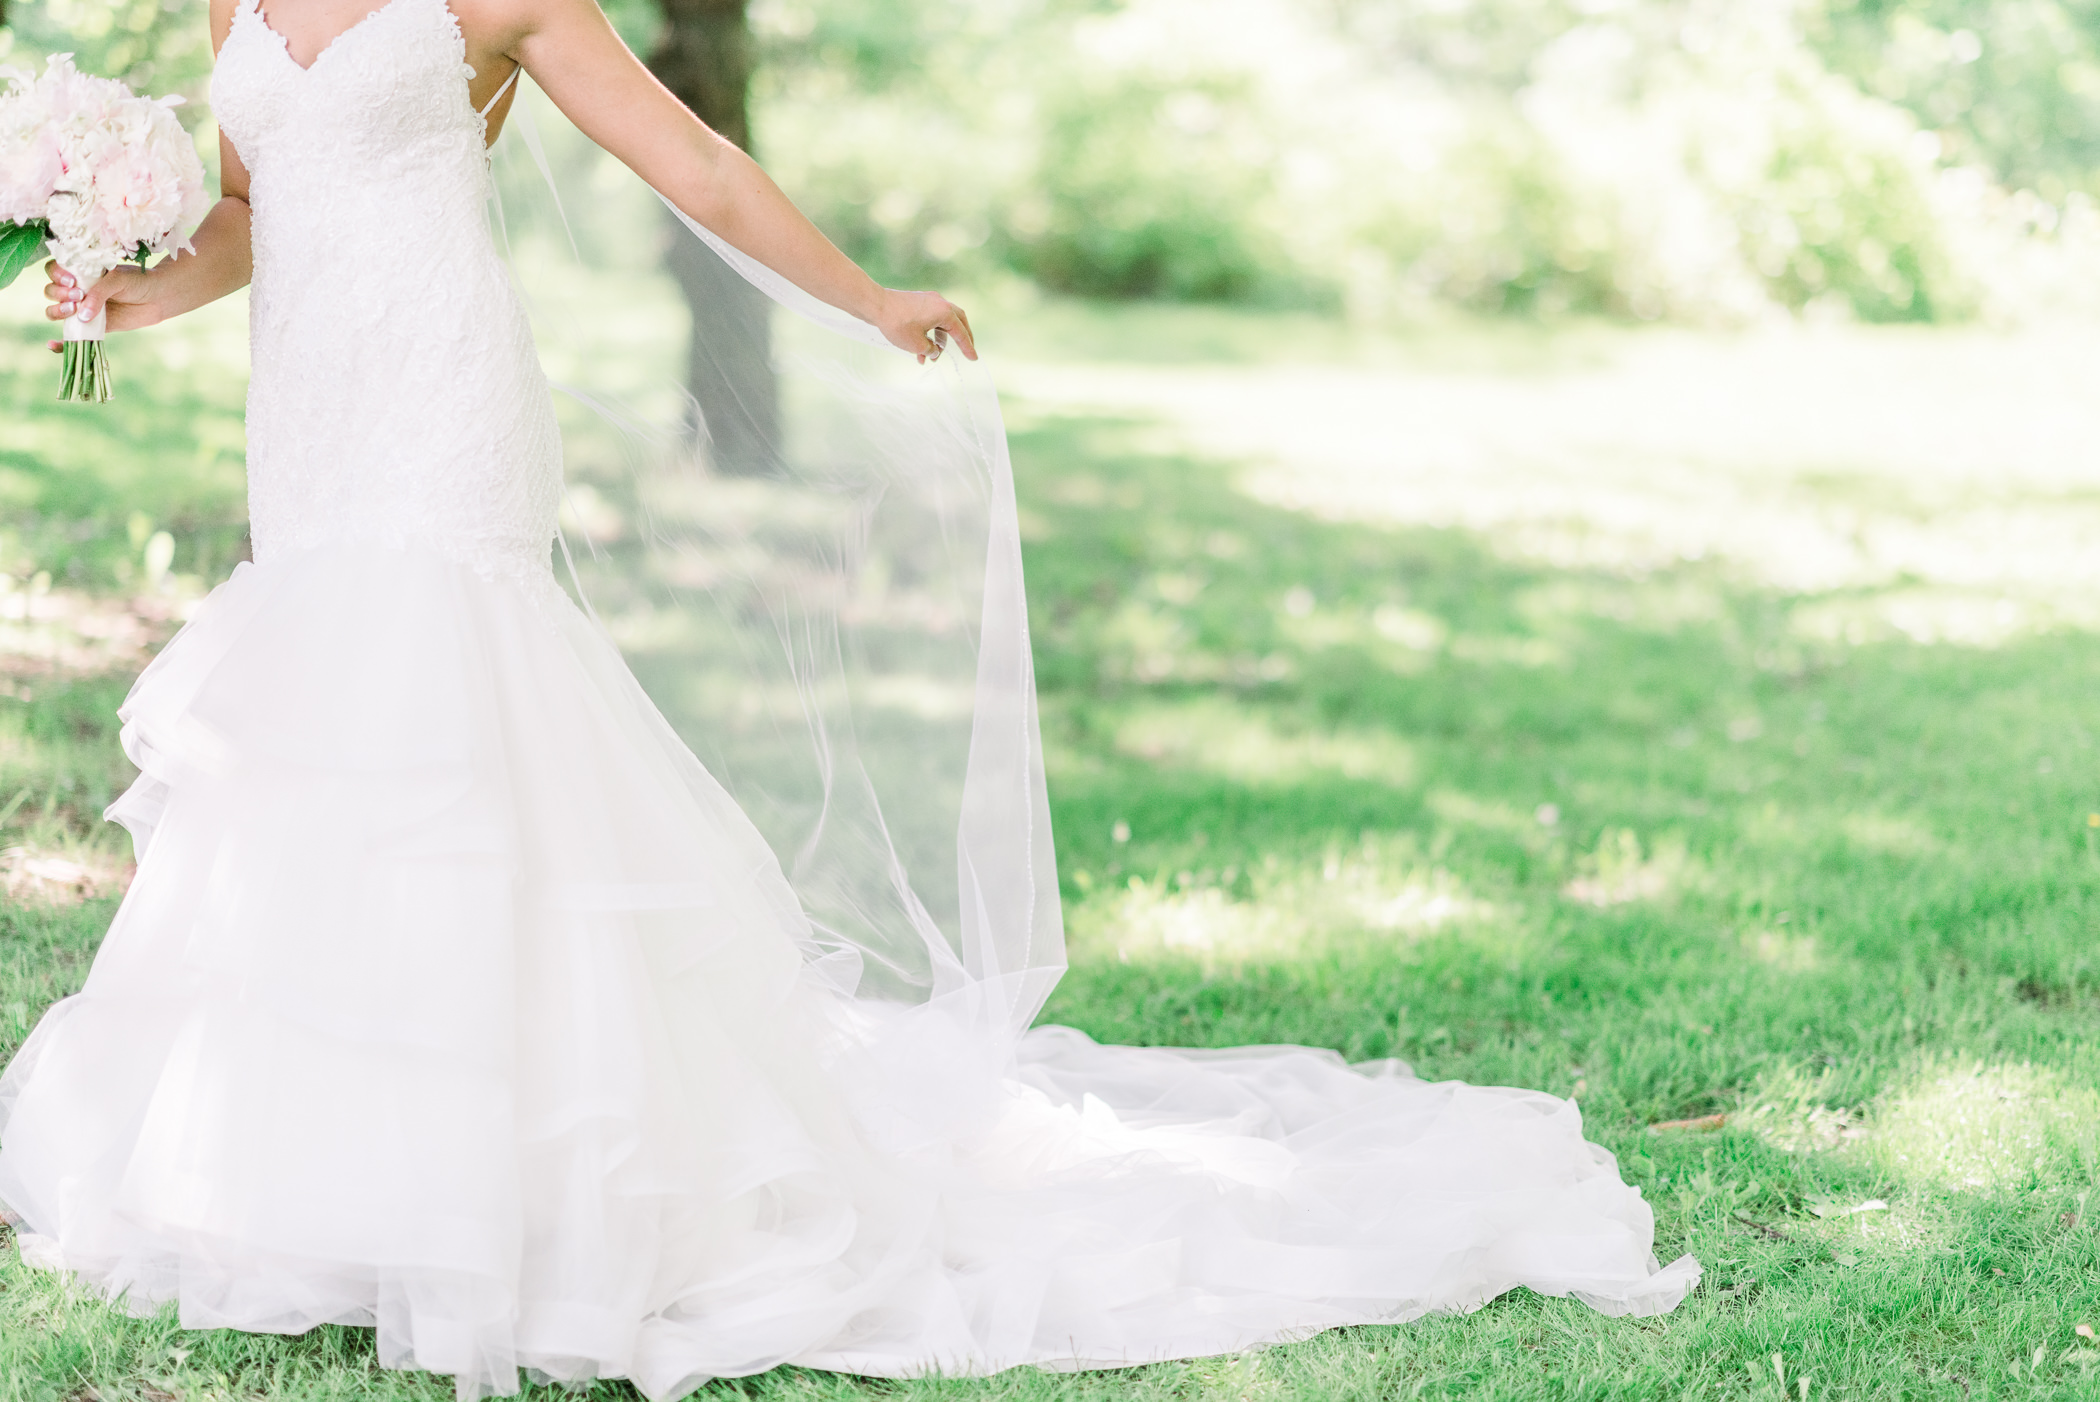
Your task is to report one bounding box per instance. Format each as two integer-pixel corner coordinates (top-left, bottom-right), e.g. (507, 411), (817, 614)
(0, 222), (50, 292)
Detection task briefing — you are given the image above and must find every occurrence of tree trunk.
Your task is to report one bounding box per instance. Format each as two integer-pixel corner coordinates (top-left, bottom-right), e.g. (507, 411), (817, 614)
(647, 0), (780, 475)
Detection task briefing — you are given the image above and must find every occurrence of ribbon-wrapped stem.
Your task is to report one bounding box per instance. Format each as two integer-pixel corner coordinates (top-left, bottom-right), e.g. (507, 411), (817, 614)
(58, 306), (111, 403)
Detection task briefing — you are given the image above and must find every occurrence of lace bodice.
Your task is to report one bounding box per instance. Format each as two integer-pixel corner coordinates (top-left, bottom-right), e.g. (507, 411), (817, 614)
(211, 0), (561, 583)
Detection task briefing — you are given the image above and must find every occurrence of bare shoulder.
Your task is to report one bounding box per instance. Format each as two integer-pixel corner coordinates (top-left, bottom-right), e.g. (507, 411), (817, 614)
(208, 0), (240, 54)
(466, 0), (689, 168)
(451, 0), (605, 58)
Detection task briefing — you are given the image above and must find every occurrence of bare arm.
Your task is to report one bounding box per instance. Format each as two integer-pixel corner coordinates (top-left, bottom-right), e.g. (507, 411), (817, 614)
(469, 0), (974, 360)
(50, 0), (969, 361)
(46, 0), (255, 347)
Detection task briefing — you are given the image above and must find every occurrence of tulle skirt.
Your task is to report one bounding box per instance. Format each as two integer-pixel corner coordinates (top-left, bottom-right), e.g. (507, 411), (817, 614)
(0, 542), (1698, 1399)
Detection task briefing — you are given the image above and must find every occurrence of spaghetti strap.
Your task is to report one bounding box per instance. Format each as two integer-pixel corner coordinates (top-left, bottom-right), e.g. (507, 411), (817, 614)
(478, 62), (520, 118)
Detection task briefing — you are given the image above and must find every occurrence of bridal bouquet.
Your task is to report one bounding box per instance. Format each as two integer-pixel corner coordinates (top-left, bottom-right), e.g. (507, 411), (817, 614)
(0, 54), (207, 402)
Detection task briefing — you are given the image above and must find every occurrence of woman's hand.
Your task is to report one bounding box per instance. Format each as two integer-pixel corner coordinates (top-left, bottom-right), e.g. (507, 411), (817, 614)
(874, 289), (977, 364)
(44, 260), (159, 353)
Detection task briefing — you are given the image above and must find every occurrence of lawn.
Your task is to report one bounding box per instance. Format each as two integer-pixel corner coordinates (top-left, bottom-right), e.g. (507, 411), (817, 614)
(4, 291), (2100, 1400)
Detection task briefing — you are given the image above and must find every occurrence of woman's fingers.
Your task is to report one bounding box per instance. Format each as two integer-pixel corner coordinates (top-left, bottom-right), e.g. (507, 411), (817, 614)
(915, 302), (977, 365)
(42, 265), (145, 344)
(881, 290), (979, 362)
(45, 261), (79, 351)
(943, 305), (977, 361)
(69, 270), (127, 325)
(41, 262), (121, 326)
(44, 260), (81, 320)
(77, 275), (112, 323)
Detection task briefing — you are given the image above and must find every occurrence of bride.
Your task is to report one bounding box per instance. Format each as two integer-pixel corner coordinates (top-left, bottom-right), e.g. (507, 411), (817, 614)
(5, 0), (1699, 1394)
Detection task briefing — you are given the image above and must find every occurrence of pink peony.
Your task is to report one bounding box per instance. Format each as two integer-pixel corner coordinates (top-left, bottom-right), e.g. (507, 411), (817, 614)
(0, 69), (63, 222)
(2, 54), (206, 281)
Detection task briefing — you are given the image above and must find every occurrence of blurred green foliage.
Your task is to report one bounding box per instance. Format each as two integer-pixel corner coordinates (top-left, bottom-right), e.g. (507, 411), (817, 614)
(0, 0), (209, 98)
(4, 0), (2100, 322)
(758, 0), (2100, 324)
(1810, 0), (2100, 199)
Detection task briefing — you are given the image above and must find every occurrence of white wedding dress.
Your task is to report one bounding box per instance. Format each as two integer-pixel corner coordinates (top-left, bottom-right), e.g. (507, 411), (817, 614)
(0, 1), (1698, 1395)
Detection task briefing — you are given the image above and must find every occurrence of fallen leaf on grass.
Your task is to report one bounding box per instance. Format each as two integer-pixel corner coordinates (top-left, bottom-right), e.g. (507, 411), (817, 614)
(2078, 1324), (2096, 1341)
(1650, 1113), (1728, 1133)
(1808, 1198), (1888, 1218)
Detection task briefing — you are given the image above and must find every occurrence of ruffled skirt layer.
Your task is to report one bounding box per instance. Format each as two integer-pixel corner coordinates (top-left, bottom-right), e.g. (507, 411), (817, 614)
(0, 543), (1696, 1399)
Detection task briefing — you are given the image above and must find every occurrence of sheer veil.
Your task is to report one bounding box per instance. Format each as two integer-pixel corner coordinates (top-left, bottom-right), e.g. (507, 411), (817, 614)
(488, 79), (1064, 1042)
(484, 81), (1700, 1359)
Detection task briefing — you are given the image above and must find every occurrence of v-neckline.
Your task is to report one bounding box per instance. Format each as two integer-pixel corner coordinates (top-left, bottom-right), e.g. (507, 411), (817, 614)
(250, 0), (408, 74)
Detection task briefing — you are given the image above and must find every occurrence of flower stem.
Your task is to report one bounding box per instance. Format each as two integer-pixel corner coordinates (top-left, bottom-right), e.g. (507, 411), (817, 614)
(58, 340), (112, 403)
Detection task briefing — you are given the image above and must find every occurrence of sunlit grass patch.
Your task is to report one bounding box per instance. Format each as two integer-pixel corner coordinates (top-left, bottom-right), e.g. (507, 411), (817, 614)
(0, 577), (183, 679)
(1563, 827), (1693, 908)
(1870, 1060), (2100, 1193)
(0, 845), (131, 905)
(1110, 697), (1418, 787)
(1741, 926), (1823, 973)
(1422, 790), (1563, 852)
(1005, 323), (2100, 647)
(1067, 847), (1495, 968)
(1742, 1063), (1867, 1155)
(1790, 586), (2055, 649)
(1839, 810), (1943, 858)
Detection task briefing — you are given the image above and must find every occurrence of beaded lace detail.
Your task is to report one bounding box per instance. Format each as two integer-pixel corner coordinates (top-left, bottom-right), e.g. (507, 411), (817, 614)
(212, 0), (562, 587)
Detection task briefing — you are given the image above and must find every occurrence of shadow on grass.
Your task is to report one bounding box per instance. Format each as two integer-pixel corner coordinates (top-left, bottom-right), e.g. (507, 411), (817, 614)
(1009, 402), (2100, 1168)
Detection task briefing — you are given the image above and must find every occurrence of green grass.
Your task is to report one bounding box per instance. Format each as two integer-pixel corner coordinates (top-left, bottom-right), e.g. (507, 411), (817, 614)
(5, 298), (2100, 1399)
(0, 293), (250, 594)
